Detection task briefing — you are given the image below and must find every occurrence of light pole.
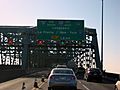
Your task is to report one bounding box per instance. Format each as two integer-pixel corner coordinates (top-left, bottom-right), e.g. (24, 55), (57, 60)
(101, 0), (104, 71)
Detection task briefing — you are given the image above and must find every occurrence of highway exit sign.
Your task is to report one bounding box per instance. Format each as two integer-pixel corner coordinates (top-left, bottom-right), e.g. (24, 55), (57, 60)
(37, 19), (85, 41)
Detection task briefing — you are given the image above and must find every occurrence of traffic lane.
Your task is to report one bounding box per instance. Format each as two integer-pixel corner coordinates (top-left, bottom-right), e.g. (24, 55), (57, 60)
(0, 77), (41, 90)
(39, 79), (115, 90)
(0, 70), (50, 90)
(79, 79), (115, 90)
(25, 70), (50, 78)
(40, 80), (90, 90)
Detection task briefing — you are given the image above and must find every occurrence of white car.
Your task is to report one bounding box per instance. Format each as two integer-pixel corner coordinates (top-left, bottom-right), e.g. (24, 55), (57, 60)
(48, 68), (77, 90)
(115, 79), (120, 90)
(56, 64), (67, 68)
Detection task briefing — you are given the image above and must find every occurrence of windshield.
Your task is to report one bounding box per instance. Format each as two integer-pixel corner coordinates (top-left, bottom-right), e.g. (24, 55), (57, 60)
(53, 70), (73, 74)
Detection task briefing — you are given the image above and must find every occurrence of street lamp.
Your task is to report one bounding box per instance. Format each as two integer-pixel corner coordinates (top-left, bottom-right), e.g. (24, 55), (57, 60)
(101, 0), (104, 71)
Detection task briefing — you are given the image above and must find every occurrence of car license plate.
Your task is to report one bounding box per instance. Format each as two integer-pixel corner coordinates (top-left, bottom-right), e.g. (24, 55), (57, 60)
(60, 77), (66, 80)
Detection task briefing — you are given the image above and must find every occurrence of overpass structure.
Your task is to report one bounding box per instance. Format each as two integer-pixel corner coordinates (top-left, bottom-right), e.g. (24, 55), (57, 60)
(0, 19), (101, 82)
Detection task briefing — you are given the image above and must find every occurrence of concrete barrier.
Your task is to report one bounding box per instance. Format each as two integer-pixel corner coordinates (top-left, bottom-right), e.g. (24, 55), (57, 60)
(0, 69), (25, 83)
(0, 67), (50, 83)
(103, 72), (119, 82)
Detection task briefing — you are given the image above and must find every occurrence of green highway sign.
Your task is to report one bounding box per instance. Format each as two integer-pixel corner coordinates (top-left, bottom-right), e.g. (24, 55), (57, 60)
(37, 19), (85, 41)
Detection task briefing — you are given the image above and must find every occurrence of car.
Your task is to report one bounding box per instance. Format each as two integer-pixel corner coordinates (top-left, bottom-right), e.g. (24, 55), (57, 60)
(84, 68), (102, 82)
(114, 76), (120, 90)
(56, 64), (67, 68)
(48, 68), (77, 90)
(114, 74), (120, 90)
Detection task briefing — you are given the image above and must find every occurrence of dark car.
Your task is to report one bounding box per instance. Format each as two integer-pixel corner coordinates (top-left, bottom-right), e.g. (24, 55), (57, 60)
(76, 67), (85, 79)
(84, 68), (102, 82)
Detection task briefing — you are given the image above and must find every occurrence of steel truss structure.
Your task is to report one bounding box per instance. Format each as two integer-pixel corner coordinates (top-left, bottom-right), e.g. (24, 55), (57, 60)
(0, 26), (100, 70)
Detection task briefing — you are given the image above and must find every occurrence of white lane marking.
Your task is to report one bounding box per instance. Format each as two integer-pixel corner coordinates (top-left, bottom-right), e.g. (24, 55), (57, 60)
(82, 84), (90, 90)
(78, 81), (90, 90)
(31, 80), (46, 90)
(39, 82), (45, 88)
(79, 81), (81, 83)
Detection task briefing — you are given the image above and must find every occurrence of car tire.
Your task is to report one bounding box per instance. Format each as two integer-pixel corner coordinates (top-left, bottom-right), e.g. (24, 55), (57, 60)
(74, 87), (77, 90)
(71, 86), (77, 90)
(48, 87), (51, 90)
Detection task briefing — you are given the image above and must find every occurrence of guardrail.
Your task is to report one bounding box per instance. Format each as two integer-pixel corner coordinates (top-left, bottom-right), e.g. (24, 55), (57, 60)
(0, 67), (51, 83)
(0, 69), (25, 83)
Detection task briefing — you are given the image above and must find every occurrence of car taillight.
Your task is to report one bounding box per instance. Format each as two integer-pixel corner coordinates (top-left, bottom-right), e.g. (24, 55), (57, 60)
(50, 76), (55, 80)
(88, 70), (90, 73)
(71, 76), (75, 80)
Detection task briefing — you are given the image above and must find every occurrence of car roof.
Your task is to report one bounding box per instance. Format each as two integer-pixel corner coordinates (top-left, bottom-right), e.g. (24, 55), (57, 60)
(89, 68), (101, 70)
(56, 64), (67, 68)
(52, 68), (72, 71)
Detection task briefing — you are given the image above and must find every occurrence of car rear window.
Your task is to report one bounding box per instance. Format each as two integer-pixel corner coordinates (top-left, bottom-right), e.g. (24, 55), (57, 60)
(90, 69), (101, 73)
(53, 70), (73, 74)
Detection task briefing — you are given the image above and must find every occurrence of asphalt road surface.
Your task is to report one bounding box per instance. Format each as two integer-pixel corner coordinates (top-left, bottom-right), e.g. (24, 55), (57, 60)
(0, 79), (115, 90)
(39, 79), (115, 90)
(0, 71), (115, 90)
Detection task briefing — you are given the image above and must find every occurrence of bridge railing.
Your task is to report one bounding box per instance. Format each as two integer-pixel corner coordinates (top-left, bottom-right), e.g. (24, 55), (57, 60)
(103, 72), (120, 82)
(0, 65), (22, 71)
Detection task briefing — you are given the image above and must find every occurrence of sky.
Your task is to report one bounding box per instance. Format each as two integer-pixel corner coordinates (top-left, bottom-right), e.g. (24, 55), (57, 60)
(0, 0), (120, 73)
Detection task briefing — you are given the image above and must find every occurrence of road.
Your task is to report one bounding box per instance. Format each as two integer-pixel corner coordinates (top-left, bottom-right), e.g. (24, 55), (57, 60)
(40, 79), (115, 90)
(0, 71), (115, 90)
(0, 70), (49, 90)
(0, 78), (115, 90)
(0, 77), (35, 90)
